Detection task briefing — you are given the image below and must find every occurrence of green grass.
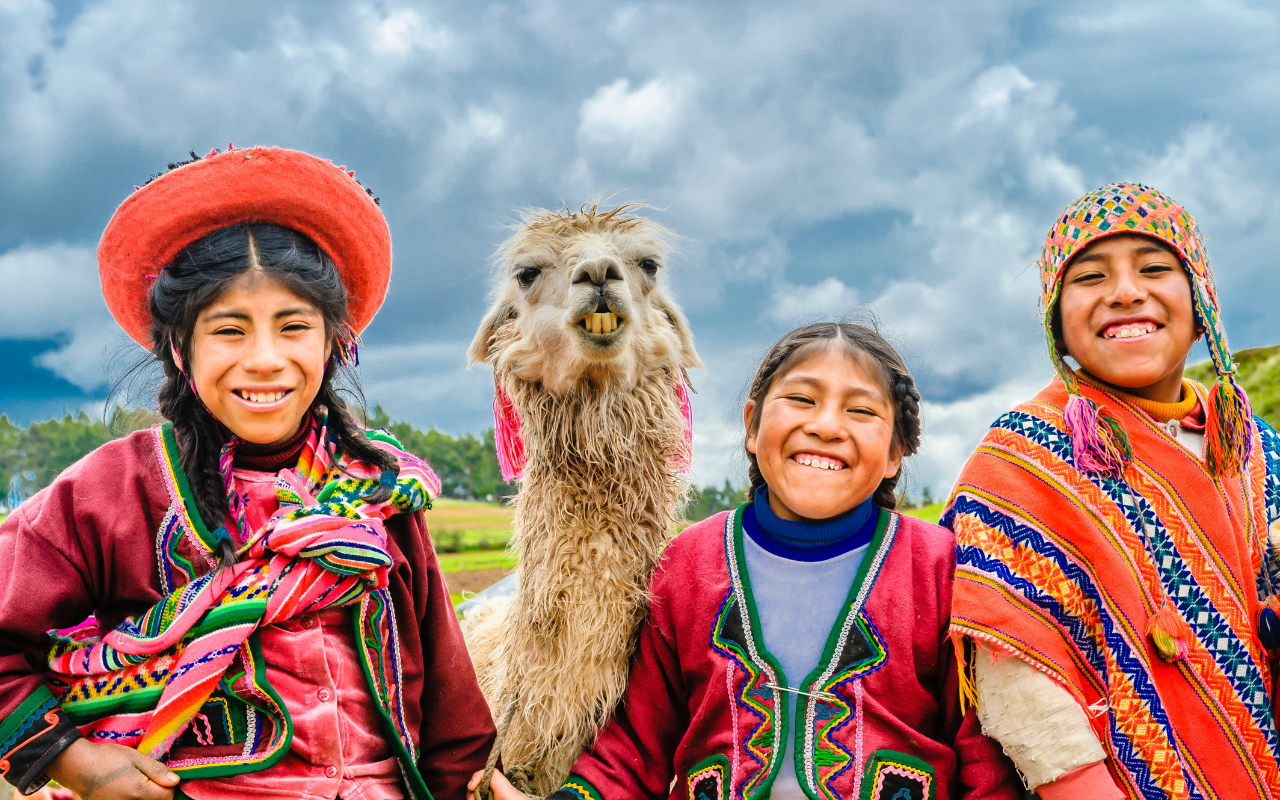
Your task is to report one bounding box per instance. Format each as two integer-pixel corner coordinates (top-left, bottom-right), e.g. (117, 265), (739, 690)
(426, 497), (514, 554)
(1185, 344), (1280, 429)
(437, 550), (517, 573)
(899, 502), (946, 525)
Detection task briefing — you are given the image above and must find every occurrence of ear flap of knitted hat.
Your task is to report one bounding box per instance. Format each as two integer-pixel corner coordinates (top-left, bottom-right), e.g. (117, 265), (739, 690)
(1039, 183), (1252, 478)
(1191, 273), (1254, 476)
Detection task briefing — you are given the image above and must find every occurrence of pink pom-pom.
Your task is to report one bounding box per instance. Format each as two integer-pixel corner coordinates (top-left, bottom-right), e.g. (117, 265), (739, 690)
(1063, 394), (1125, 477)
(493, 383), (527, 482)
(673, 380), (694, 473)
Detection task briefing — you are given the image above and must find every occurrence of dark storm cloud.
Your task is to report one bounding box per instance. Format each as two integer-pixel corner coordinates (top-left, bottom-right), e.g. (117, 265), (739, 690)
(2, 0), (1277, 493)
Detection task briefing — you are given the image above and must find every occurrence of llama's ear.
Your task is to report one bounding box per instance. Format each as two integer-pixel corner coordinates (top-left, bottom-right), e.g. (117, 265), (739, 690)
(657, 299), (703, 371)
(468, 300), (518, 366)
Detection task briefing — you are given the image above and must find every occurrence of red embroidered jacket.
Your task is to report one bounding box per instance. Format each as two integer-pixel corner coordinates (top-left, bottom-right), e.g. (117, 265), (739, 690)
(0, 426), (494, 799)
(553, 507), (1019, 800)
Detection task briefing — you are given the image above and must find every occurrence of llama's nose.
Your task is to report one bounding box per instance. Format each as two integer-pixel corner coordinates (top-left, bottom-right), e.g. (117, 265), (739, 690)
(571, 259), (623, 289)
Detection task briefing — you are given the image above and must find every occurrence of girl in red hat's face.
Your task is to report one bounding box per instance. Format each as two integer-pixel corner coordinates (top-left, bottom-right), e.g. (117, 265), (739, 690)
(1056, 233), (1198, 404)
(188, 271), (331, 445)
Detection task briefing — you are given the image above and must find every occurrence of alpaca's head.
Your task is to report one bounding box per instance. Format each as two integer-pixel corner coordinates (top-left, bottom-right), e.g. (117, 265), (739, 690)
(468, 203), (702, 393)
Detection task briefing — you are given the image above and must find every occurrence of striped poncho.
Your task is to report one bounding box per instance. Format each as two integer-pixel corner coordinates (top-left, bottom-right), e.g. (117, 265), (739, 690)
(946, 378), (1280, 800)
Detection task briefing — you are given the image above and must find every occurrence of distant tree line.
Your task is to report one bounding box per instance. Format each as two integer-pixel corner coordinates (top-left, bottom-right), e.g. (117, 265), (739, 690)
(0, 405), (522, 510)
(1, 405), (759, 519)
(362, 405), (516, 502)
(1, 408), (161, 509)
(681, 479), (749, 522)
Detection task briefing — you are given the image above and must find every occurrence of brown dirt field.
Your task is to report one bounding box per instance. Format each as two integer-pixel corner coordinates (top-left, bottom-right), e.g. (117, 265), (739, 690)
(444, 568), (510, 595)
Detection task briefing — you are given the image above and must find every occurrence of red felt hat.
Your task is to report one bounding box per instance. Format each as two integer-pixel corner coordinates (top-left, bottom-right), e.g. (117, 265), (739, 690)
(98, 146), (392, 348)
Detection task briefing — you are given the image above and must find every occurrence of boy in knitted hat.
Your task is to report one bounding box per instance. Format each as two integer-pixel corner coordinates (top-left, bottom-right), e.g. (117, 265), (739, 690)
(945, 184), (1280, 800)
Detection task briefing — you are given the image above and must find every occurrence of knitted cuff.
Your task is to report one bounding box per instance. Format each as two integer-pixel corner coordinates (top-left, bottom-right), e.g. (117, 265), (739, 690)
(1, 700), (82, 794)
(552, 774), (605, 800)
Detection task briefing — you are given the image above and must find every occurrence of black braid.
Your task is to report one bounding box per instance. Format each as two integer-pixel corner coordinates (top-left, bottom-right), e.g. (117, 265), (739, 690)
(743, 319), (922, 510)
(156, 337), (238, 567)
(875, 371), (921, 509)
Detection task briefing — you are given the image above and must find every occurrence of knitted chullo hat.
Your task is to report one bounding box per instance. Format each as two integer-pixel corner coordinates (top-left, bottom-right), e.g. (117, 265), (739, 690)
(1040, 182), (1253, 479)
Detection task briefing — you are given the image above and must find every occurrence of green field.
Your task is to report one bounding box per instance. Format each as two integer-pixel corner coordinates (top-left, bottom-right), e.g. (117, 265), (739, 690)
(900, 502), (945, 524)
(1186, 344), (1280, 429)
(426, 497), (515, 553)
(438, 549), (518, 572)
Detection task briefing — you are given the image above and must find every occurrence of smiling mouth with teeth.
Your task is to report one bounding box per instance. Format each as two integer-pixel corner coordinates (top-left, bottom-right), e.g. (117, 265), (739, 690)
(792, 453), (847, 471)
(580, 312), (623, 335)
(1101, 321), (1159, 340)
(234, 389), (291, 404)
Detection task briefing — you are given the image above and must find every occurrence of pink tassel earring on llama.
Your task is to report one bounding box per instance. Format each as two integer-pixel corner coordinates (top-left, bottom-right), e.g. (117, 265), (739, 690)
(493, 380), (527, 482)
(491, 375), (696, 483)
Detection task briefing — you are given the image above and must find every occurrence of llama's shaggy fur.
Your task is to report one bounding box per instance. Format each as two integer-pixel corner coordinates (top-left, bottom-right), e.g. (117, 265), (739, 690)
(465, 204), (701, 797)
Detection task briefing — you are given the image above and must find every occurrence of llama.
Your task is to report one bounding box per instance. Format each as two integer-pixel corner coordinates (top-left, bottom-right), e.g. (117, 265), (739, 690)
(464, 203), (702, 797)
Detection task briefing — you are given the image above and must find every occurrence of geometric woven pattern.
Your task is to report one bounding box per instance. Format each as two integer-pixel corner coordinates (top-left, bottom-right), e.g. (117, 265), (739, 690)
(947, 379), (1280, 800)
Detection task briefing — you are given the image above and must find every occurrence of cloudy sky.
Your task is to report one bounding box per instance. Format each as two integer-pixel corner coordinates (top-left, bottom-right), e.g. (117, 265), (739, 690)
(2, 0), (1277, 497)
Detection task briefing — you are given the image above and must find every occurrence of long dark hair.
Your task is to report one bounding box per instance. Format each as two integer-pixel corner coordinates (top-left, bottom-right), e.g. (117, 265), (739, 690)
(149, 223), (397, 564)
(743, 321), (922, 509)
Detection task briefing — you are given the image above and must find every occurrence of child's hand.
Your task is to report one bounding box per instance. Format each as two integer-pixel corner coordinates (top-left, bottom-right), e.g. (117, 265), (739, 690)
(45, 738), (179, 799)
(467, 767), (531, 800)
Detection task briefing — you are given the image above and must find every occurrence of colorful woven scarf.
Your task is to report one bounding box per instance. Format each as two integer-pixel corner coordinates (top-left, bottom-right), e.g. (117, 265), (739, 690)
(44, 413), (440, 764)
(1040, 183), (1253, 479)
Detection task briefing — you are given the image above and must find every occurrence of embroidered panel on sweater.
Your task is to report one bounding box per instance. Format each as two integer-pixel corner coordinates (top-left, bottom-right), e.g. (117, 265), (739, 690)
(714, 507), (900, 800)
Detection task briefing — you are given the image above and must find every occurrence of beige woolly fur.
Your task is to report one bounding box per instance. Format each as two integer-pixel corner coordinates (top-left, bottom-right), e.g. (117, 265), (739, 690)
(464, 202), (702, 796)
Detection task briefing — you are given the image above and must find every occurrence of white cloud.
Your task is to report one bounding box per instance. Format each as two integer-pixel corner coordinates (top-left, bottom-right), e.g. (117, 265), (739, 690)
(0, 242), (128, 390)
(371, 8), (451, 56)
(768, 278), (861, 324)
(1137, 122), (1269, 228)
(910, 370), (1053, 498)
(578, 77), (690, 167)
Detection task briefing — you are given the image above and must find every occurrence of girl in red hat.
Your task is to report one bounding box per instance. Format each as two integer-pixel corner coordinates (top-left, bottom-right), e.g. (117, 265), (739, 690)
(0, 146), (494, 800)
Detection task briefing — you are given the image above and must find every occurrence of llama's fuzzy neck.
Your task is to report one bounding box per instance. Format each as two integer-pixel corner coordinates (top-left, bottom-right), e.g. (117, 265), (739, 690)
(494, 367), (689, 793)
(508, 367), (688, 573)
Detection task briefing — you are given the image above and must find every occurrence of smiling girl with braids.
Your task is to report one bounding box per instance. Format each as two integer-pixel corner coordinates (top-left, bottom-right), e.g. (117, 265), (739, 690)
(0, 146), (494, 800)
(475, 321), (1019, 800)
